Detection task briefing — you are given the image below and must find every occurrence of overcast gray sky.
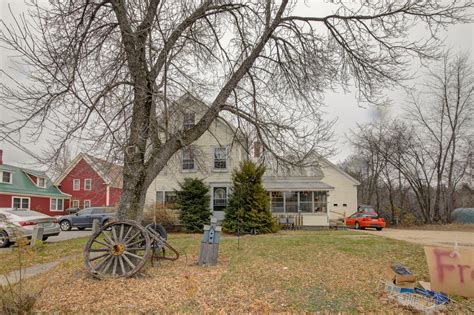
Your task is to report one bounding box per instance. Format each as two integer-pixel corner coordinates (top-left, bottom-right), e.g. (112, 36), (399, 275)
(0, 0), (473, 169)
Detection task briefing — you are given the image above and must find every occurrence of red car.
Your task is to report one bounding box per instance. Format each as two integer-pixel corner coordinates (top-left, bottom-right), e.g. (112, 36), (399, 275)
(345, 212), (385, 231)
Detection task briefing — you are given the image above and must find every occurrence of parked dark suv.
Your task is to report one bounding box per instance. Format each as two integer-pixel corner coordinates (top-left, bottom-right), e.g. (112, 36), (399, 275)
(58, 207), (116, 231)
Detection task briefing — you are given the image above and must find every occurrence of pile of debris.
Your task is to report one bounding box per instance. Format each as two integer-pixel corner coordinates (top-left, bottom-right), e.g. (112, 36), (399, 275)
(384, 264), (449, 313)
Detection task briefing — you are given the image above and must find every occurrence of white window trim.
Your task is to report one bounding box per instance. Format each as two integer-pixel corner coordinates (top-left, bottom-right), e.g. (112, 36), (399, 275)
(73, 179), (80, 191)
(84, 179), (92, 191)
(83, 200), (91, 208)
(0, 171), (13, 184)
(12, 196), (30, 209)
(37, 177), (47, 188)
(72, 200), (80, 208)
(181, 149), (196, 171)
(210, 184), (230, 212)
(50, 198), (64, 212)
(212, 146), (228, 171)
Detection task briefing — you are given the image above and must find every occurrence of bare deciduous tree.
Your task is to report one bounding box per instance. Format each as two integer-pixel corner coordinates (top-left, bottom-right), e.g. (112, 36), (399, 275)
(0, 0), (472, 220)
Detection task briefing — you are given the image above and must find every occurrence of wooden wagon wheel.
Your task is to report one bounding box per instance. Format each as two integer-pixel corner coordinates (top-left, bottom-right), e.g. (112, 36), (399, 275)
(83, 220), (151, 279)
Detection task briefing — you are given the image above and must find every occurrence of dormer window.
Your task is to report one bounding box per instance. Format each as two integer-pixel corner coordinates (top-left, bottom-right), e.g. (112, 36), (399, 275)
(183, 112), (195, 130)
(1, 171), (12, 184)
(37, 177), (46, 188)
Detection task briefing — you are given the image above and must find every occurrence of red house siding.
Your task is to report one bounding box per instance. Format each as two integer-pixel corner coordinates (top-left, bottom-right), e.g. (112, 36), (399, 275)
(59, 158), (121, 208)
(0, 193), (67, 216)
(109, 187), (122, 206)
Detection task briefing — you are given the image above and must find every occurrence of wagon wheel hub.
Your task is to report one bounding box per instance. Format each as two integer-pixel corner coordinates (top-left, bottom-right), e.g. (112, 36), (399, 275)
(111, 243), (125, 256)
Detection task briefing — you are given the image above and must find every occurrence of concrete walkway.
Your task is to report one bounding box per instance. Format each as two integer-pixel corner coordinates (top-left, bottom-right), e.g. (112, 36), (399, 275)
(0, 261), (61, 286)
(360, 228), (474, 248)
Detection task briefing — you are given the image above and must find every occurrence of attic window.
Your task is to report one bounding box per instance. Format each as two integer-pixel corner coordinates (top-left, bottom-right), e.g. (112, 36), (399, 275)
(37, 177), (46, 188)
(183, 112), (195, 129)
(1, 171), (12, 184)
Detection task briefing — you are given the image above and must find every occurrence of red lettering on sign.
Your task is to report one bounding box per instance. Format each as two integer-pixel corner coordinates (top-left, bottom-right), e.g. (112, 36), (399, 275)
(457, 265), (471, 283)
(434, 249), (455, 282)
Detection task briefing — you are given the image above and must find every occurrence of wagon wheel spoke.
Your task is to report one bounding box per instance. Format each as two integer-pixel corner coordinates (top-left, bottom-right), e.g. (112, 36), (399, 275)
(89, 253), (110, 262)
(102, 256), (114, 273)
(122, 225), (133, 243)
(93, 239), (111, 247)
(123, 250), (145, 260)
(89, 248), (110, 252)
(121, 253), (136, 269)
(119, 224), (124, 241)
(95, 255), (112, 270)
(126, 238), (145, 248)
(102, 230), (115, 245)
(124, 231), (142, 245)
(111, 225), (119, 242)
(112, 256), (118, 276)
(119, 256), (126, 275)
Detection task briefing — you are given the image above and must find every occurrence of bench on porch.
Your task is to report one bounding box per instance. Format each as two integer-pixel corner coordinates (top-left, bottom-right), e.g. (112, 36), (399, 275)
(274, 214), (303, 230)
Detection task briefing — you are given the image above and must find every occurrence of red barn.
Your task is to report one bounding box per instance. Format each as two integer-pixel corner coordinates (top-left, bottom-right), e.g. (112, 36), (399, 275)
(0, 150), (71, 216)
(56, 153), (123, 209)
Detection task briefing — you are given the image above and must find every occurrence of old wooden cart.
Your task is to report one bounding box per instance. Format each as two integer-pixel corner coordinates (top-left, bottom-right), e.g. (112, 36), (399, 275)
(83, 220), (179, 279)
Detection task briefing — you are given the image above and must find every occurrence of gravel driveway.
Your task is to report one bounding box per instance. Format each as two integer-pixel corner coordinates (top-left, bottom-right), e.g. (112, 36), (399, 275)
(360, 228), (474, 248)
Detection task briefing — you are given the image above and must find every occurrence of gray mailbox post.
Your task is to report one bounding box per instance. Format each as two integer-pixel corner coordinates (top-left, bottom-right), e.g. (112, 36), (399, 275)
(198, 218), (221, 266)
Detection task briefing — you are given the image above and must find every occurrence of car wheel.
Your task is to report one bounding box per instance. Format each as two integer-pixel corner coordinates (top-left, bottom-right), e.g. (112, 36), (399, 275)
(376, 227), (383, 231)
(0, 230), (11, 248)
(60, 220), (72, 231)
(355, 222), (360, 230)
(42, 236), (48, 241)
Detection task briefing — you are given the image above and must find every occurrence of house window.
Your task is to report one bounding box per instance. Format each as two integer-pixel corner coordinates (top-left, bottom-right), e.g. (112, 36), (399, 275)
(182, 149), (195, 170)
(343, 203), (347, 207)
(299, 191), (312, 213)
(164, 191), (177, 208)
(270, 192), (284, 212)
(84, 179), (92, 190)
(214, 147), (227, 169)
(73, 179), (80, 191)
(37, 177), (46, 188)
(269, 191), (328, 214)
(84, 200), (91, 208)
(284, 192), (298, 213)
(12, 197), (29, 209)
(314, 192), (327, 213)
(51, 198), (64, 212)
(333, 203), (338, 207)
(213, 187), (227, 211)
(156, 190), (177, 208)
(72, 200), (80, 208)
(156, 191), (164, 204)
(183, 112), (195, 129)
(1, 171), (12, 184)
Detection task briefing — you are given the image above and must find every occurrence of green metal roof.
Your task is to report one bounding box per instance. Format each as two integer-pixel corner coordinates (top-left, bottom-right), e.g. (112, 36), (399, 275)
(0, 164), (69, 198)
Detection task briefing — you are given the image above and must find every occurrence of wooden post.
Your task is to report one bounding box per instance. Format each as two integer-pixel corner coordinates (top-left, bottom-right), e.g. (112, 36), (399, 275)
(198, 218), (221, 266)
(30, 226), (44, 247)
(92, 219), (100, 233)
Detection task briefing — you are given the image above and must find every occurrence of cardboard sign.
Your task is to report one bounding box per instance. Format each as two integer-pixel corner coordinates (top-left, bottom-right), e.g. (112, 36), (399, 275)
(424, 246), (474, 298)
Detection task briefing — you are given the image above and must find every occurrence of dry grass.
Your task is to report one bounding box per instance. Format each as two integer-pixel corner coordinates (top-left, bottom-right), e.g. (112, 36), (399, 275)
(0, 237), (88, 275)
(17, 231), (474, 313)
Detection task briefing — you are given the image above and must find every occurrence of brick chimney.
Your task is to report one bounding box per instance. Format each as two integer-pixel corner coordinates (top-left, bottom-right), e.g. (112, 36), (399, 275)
(253, 141), (262, 158)
(0, 149), (3, 165)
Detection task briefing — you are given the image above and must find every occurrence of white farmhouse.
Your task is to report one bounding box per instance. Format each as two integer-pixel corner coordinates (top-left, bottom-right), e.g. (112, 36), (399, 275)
(145, 94), (359, 227)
